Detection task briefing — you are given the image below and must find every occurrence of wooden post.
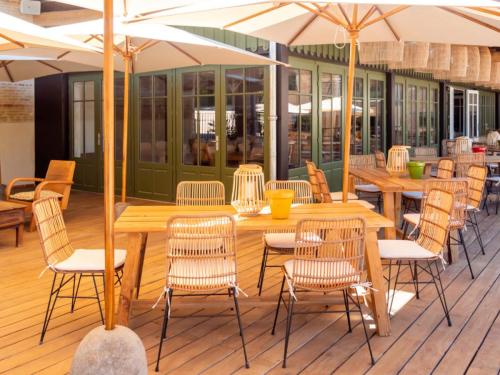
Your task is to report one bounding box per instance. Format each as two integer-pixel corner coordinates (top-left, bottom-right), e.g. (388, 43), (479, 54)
(103, 0), (115, 330)
(341, 29), (359, 202)
(121, 51), (130, 203)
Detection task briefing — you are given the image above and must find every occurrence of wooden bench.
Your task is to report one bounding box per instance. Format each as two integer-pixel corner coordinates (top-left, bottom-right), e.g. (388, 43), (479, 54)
(0, 201), (25, 247)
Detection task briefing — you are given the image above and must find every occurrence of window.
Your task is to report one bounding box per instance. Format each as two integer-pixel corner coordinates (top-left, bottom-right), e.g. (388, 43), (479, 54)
(321, 73), (342, 163)
(139, 74), (168, 163)
(480, 92), (495, 135)
(182, 71), (216, 166)
(288, 68), (312, 168)
(393, 83), (404, 145)
(351, 77), (364, 155)
(407, 85), (417, 147)
(467, 90), (479, 139)
(225, 67), (265, 168)
(369, 79), (384, 153)
(430, 88), (438, 145)
(73, 81), (95, 158)
(417, 87), (427, 146)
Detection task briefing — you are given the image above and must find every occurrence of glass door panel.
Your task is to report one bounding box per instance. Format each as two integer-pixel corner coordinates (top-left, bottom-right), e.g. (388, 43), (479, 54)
(351, 77), (364, 155)
(369, 79), (384, 153)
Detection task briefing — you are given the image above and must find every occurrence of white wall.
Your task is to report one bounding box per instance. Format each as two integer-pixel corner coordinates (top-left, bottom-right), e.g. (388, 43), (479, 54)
(0, 80), (35, 185)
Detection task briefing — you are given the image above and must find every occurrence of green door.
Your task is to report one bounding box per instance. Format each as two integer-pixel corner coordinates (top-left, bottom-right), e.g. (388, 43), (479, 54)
(69, 74), (101, 191)
(133, 72), (174, 201)
(176, 67), (222, 184)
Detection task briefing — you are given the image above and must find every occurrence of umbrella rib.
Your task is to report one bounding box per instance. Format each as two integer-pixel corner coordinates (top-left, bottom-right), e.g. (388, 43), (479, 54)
(374, 5), (400, 41)
(224, 3), (290, 29)
(37, 60), (64, 73)
(439, 7), (500, 33)
(166, 41), (202, 65)
(336, 4), (352, 27)
(288, 4), (329, 45)
(296, 2), (345, 27)
(465, 7), (500, 18)
(1, 61), (14, 82)
(134, 39), (160, 54)
(360, 5), (410, 29)
(0, 33), (25, 48)
(357, 5), (377, 28)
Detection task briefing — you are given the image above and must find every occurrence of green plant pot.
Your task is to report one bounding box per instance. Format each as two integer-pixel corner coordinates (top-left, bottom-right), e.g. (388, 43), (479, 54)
(407, 161), (426, 179)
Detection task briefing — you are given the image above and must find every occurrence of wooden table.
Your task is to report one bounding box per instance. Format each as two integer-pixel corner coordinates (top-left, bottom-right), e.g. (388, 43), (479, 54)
(114, 202), (394, 336)
(410, 155), (500, 175)
(0, 201), (25, 247)
(349, 168), (426, 239)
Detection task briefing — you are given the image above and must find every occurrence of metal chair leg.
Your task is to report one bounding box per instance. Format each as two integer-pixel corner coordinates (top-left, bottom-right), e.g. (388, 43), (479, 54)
(71, 274), (82, 312)
(458, 229), (474, 279)
(282, 291), (295, 368)
(257, 246), (269, 296)
(232, 287), (250, 368)
(271, 276), (286, 335)
(389, 261), (402, 315)
(428, 260), (452, 327)
(470, 211), (485, 255)
(40, 273), (64, 344)
(343, 289), (352, 332)
(354, 292), (375, 365)
(91, 274), (104, 324)
(155, 290), (172, 372)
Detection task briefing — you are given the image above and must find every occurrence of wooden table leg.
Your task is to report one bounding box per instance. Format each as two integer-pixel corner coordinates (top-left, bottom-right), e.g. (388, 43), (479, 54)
(15, 223), (24, 247)
(117, 232), (144, 326)
(394, 192), (402, 226)
(365, 229), (390, 337)
(383, 191), (397, 239)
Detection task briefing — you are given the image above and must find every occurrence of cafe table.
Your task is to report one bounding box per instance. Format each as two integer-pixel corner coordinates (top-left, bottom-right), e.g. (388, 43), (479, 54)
(410, 154), (500, 175)
(349, 168), (426, 239)
(114, 202), (394, 336)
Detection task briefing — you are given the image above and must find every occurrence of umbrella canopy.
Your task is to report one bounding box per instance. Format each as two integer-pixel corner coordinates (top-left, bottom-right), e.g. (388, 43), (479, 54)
(133, 0), (500, 202)
(49, 19), (285, 72)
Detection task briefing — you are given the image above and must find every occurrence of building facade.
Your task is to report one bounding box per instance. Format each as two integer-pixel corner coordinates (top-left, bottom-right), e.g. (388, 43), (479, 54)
(35, 28), (500, 201)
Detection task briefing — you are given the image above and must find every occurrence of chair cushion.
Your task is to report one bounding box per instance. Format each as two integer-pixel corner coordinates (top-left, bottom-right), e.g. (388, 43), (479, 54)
(330, 192), (358, 201)
(403, 213), (420, 226)
(168, 258), (236, 288)
(54, 249), (126, 272)
(402, 191), (423, 200)
(355, 184), (381, 193)
(10, 190), (63, 202)
(283, 259), (360, 285)
(486, 176), (500, 184)
(264, 232), (322, 249)
(378, 240), (437, 259)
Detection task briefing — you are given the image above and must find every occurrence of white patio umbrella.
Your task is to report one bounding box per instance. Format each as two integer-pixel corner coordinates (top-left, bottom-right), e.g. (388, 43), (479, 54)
(130, 0), (500, 202)
(50, 19), (285, 202)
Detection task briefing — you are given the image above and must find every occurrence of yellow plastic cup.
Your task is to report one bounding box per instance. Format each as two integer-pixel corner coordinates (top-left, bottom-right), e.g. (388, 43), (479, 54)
(265, 189), (295, 219)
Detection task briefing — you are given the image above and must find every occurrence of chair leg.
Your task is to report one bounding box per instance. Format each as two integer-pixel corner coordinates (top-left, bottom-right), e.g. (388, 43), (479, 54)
(282, 290), (295, 368)
(354, 292), (375, 365)
(402, 221), (409, 240)
(470, 211), (485, 255)
(71, 274), (82, 313)
(271, 276), (286, 335)
(408, 261), (419, 299)
(447, 235), (453, 264)
(40, 273), (64, 344)
(496, 190), (499, 215)
(232, 287), (250, 368)
(257, 246), (269, 296)
(29, 215), (36, 232)
(135, 233), (148, 299)
(155, 290), (173, 372)
(377, 193), (382, 213)
(343, 289), (352, 332)
(388, 261), (402, 315)
(91, 274), (104, 324)
(458, 229), (474, 279)
(427, 260), (452, 327)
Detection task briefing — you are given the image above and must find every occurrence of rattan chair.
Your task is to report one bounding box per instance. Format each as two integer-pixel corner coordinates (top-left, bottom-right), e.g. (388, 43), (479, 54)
(349, 154), (382, 211)
(176, 180), (225, 206)
(402, 158), (455, 214)
(379, 188), (454, 325)
(271, 217), (375, 368)
(256, 180), (313, 295)
(155, 214), (248, 371)
(455, 153), (485, 178)
(401, 179), (473, 277)
(33, 197), (125, 344)
(465, 165), (488, 256)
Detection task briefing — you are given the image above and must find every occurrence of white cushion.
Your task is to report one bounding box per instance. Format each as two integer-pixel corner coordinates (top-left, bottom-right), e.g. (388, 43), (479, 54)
(168, 258), (236, 288)
(330, 192), (358, 201)
(355, 184), (381, 193)
(264, 232), (322, 249)
(466, 204), (479, 211)
(283, 259), (360, 285)
(10, 190), (63, 201)
(403, 213), (420, 226)
(486, 176), (500, 185)
(402, 191), (423, 200)
(54, 249), (126, 272)
(378, 240), (437, 260)
(332, 200), (375, 210)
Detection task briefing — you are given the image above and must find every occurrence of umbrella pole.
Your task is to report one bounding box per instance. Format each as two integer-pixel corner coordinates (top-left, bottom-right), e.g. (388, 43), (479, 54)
(103, 0), (115, 330)
(121, 55), (130, 203)
(341, 30), (358, 203)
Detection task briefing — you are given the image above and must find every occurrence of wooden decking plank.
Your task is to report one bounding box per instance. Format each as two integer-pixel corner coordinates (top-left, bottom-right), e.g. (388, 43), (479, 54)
(465, 311), (500, 375)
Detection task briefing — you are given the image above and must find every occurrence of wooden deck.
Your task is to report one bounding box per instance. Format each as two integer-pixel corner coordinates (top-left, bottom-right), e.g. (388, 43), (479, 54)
(0, 191), (499, 374)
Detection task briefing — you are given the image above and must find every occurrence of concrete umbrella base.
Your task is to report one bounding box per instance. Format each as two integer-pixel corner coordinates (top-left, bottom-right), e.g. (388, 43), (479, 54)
(71, 325), (147, 375)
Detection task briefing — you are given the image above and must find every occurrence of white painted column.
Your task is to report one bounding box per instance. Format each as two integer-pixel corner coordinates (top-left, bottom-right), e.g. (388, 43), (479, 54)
(268, 41), (278, 180)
